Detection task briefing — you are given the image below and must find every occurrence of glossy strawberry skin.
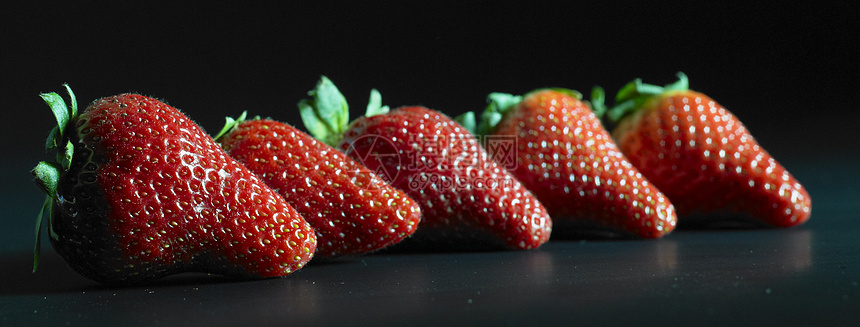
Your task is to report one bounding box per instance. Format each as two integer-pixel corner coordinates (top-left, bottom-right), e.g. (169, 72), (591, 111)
(50, 94), (316, 284)
(489, 90), (676, 238)
(338, 106), (552, 250)
(218, 119), (421, 257)
(611, 90), (811, 226)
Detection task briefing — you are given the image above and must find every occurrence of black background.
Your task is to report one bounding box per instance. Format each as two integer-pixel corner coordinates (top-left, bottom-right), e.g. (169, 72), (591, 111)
(1, 2), (858, 325)
(5, 2), (855, 245)
(3, 2), (857, 157)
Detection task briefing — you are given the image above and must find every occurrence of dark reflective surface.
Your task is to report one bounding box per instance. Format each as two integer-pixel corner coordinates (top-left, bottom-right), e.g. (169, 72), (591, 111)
(2, 160), (858, 326)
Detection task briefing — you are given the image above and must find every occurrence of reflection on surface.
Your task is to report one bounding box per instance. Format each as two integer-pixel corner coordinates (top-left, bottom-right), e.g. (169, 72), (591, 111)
(657, 228), (813, 299)
(783, 228), (813, 272)
(654, 239), (681, 272)
(0, 227), (823, 325)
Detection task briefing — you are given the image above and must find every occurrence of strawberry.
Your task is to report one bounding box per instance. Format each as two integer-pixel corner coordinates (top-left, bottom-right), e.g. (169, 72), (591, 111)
(298, 77), (552, 250)
(604, 73), (811, 227)
(459, 88), (677, 238)
(32, 85), (316, 284)
(215, 113), (422, 257)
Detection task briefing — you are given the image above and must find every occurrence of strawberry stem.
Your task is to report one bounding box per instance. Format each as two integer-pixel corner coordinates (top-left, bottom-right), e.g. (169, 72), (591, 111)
(32, 84), (78, 272)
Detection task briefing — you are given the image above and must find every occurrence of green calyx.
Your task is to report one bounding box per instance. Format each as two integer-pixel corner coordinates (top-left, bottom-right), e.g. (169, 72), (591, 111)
(590, 86), (608, 119)
(606, 72), (690, 123)
(298, 76), (350, 147)
(214, 111), (250, 141)
(453, 92), (521, 136)
(477, 92), (523, 136)
(32, 84), (78, 272)
(455, 92), (524, 136)
(453, 111), (477, 135)
(365, 87), (389, 118)
(458, 87), (582, 136)
(298, 76), (389, 147)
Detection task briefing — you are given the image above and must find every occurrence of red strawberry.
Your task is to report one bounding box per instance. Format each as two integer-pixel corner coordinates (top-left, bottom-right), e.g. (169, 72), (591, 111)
(32, 85), (316, 284)
(460, 88), (676, 238)
(215, 113), (422, 257)
(299, 77), (552, 250)
(605, 73), (811, 227)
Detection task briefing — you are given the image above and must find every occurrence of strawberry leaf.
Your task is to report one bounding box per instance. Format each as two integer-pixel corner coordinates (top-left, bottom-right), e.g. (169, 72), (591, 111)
(365, 89), (389, 117)
(607, 72), (690, 123)
(590, 86), (607, 118)
(607, 100), (639, 123)
(299, 76), (349, 146)
(61, 140), (73, 170)
(32, 161), (61, 209)
(41, 85), (78, 159)
(454, 111), (477, 134)
(298, 100), (330, 142)
(477, 92), (522, 135)
(543, 88), (582, 100)
(32, 161), (62, 272)
(214, 111), (248, 141)
(33, 198), (51, 272)
(64, 83), (77, 118)
(40, 92), (69, 142)
(614, 78), (642, 104)
(33, 84), (78, 272)
(664, 72), (689, 91)
(476, 88), (581, 135)
(45, 126), (60, 151)
(635, 81), (665, 96)
(33, 197), (51, 273)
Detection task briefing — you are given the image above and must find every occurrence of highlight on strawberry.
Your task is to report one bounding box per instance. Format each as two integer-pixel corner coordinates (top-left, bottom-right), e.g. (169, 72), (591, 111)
(215, 112), (422, 257)
(458, 88), (677, 239)
(298, 76), (552, 250)
(32, 85), (317, 284)
(602, 72), (811, 227)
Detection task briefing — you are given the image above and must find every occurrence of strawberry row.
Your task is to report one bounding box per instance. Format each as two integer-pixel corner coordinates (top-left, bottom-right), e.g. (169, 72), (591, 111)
(31, 73), (810, 284)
